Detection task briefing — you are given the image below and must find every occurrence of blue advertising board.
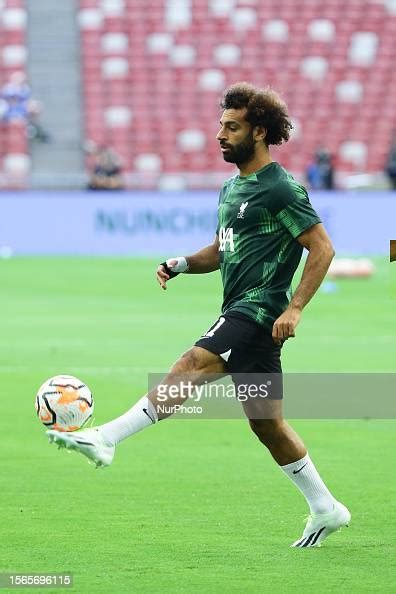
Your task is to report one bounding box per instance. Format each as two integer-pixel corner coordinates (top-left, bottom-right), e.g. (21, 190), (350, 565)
(0, 190), (393, 255)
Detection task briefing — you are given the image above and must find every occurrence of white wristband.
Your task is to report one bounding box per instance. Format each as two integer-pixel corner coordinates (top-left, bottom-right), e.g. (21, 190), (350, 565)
(166, 256), (189, 273)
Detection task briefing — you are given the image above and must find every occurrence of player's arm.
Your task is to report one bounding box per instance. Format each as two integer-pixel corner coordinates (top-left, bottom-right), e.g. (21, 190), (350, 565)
(272, 223), (334, 344)
(390, 240), (396, 262)
(186, 235), (220, 273)
(156, 235), (220, 290)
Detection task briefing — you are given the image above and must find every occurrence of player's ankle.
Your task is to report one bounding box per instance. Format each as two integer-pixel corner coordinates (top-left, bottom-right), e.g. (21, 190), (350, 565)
(309, 497), (336, 515)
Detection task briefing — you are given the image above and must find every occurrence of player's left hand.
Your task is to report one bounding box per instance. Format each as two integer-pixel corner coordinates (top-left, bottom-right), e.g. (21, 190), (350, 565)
(272, 306), (301, 345)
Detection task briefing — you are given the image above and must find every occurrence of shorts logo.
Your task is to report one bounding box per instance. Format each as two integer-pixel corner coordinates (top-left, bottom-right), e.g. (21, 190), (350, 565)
(237, 201), (248, 219)
(219, 227), (234, 252)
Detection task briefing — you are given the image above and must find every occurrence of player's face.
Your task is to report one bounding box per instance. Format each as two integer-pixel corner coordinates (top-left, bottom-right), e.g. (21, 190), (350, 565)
(216, 109), (256, 166)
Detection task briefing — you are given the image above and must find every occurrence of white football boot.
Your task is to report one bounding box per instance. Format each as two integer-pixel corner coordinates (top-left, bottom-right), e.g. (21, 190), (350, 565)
(291, 501), (351, 548)
(47, 427), (115, 468)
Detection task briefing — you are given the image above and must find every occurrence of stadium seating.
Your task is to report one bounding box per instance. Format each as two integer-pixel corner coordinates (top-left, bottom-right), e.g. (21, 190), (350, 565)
(78, 0), (396, 187)
(0, 0), (29, 188)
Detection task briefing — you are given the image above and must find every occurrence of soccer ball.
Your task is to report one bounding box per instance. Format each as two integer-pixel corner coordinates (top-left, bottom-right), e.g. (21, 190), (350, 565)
(35, 374), (94, 432)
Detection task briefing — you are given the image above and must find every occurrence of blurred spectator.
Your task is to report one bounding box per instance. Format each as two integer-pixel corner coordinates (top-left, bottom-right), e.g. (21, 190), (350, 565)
(0, 71), (50, 142)
(306, 148), (334, 190)
(1, 71), (30, 120)
(86, 143), (124, 191)
(385, 132), (396, 190)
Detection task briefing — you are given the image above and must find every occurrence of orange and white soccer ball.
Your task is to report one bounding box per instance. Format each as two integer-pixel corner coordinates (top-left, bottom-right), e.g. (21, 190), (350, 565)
(35, 375), (94, 432)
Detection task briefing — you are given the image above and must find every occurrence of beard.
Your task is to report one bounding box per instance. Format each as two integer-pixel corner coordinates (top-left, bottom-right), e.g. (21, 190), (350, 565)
(221, 131), (256, 166)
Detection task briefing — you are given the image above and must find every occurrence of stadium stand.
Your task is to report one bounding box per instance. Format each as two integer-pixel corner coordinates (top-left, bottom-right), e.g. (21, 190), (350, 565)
(0, 0), (29, 188)
(2, 0), (395, 189)
(76, 0), (396, 188)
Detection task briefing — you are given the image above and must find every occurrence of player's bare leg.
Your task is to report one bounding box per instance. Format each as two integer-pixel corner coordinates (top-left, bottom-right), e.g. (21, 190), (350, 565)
(147, 346), (226, 420)
(95, 345), (226, 440)
(244, 399), (306, 465)
(48, 347), (226, 466)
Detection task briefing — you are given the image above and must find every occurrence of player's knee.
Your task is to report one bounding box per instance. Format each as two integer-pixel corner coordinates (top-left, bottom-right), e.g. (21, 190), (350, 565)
(249, 418), (285, 447)
(171, 346), (225, 376)
(170, 347), (205, 374)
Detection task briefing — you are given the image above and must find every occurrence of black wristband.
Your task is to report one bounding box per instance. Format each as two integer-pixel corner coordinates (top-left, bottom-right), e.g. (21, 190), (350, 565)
(160, 261), (180, 279)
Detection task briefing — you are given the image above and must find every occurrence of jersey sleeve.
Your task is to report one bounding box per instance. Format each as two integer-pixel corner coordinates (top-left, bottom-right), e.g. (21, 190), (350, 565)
(269, 180), (321, 238)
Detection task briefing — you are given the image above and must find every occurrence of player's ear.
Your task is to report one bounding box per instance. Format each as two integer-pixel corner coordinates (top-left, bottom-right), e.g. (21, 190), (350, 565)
(254, 126), (266, 143)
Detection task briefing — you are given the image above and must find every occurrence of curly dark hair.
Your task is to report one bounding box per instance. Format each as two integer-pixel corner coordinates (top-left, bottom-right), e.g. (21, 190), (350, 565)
(220, 82), (293, 146)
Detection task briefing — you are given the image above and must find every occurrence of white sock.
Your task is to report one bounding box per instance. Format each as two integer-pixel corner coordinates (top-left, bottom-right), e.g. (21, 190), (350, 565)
(99, 396), (158, 446)
(280, 453), (336, 514)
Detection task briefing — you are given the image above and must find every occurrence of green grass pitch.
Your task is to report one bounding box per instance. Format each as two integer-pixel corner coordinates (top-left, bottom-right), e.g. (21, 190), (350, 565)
(0, 257), (395, 594)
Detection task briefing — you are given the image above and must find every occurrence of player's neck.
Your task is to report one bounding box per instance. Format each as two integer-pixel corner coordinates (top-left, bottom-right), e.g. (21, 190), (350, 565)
(238, 150), (273, 177)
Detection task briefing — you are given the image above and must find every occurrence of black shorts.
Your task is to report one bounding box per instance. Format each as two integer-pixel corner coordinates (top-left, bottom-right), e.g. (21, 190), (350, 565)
(195, 311), (283, 400)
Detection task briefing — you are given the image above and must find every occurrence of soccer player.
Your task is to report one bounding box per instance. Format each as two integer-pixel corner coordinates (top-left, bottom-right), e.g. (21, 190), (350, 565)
(48, 83), (350, 548)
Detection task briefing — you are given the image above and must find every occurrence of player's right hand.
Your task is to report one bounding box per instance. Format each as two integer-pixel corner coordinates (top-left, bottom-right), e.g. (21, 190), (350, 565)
(156, 257), (189, 290)
(156, 259), (177, 290)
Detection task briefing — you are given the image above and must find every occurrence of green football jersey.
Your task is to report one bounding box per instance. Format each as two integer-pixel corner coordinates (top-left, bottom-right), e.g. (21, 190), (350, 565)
(216, 161), (321, 330)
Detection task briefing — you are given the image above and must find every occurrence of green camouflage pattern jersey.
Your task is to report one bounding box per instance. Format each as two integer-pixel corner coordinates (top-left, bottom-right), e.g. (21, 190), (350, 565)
(216, 161), (321, 330)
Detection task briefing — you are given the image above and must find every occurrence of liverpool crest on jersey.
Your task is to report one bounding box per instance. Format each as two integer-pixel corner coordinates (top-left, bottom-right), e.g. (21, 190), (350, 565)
(237, 202), (248, 219)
